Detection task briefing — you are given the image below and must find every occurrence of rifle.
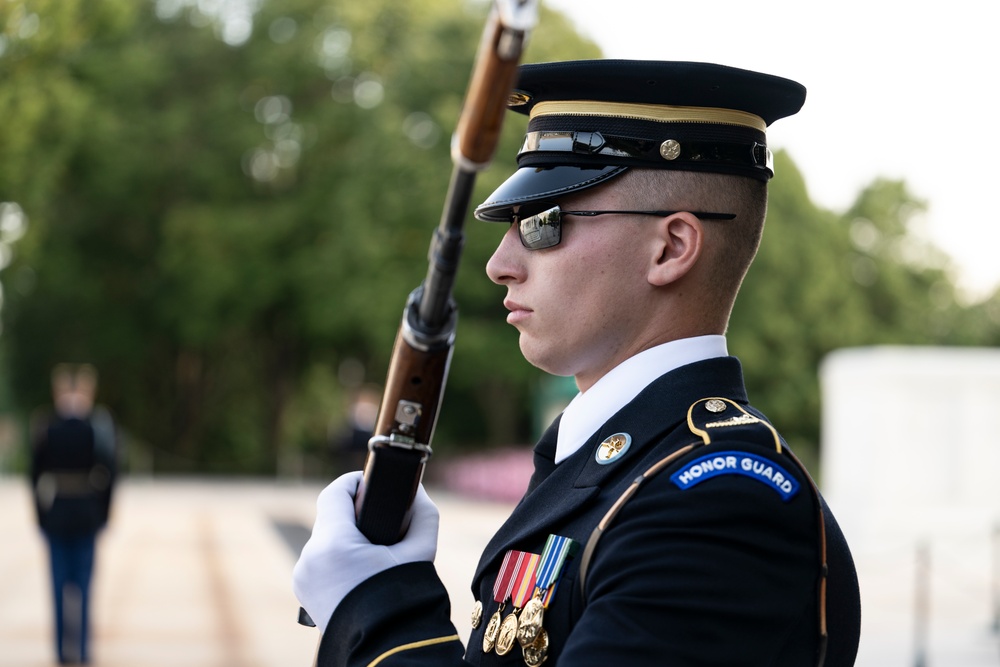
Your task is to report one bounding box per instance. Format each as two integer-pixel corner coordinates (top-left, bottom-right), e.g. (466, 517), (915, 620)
(354, 0), (539, 545)
(299, 0), (539, 626)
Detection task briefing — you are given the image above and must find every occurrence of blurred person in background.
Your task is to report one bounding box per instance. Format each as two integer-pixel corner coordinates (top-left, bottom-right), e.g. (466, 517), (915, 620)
(330, 385), (380, 476)
(30, 364), (118, 665)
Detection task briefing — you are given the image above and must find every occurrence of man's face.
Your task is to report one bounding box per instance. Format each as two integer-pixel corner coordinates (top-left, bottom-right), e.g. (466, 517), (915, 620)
(485, 184), (658, 390)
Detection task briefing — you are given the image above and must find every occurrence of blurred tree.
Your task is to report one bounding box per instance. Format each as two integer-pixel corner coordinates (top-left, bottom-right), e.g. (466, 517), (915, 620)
(1, 0), (994, 475)
(730, 152), (974, 456)
(965, 290), (1000, 346)
(0, 0), (598, 473)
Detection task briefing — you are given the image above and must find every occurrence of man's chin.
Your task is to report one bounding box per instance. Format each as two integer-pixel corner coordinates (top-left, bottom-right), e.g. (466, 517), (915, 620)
(519, 340), (573, 378)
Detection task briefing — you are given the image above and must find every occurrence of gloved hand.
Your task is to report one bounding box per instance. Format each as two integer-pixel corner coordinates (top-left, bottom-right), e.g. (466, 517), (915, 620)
(292, 471), (440, 633)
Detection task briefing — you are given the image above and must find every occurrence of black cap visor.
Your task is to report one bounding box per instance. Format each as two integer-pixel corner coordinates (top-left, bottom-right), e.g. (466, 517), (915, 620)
(474, 165), (628, 222)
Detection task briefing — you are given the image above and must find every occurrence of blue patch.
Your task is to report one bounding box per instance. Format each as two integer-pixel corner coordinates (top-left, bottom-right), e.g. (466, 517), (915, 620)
(669, 450), (801, 501)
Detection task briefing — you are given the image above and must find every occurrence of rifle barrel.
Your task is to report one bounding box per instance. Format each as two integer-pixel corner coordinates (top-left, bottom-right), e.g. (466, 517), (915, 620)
(354, 0), (537, 545)
(417, 168), (476, 331)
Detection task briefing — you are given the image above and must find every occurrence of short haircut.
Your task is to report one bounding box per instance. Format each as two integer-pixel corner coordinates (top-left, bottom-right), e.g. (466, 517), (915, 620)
(612, 168), (767, 310)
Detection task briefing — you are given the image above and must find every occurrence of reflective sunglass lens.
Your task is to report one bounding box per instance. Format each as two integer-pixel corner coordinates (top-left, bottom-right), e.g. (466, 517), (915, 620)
(518, 206), (562, 250)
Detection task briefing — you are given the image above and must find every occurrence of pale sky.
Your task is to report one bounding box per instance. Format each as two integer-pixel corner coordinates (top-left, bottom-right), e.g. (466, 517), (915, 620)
(540, 0), (1000, 300)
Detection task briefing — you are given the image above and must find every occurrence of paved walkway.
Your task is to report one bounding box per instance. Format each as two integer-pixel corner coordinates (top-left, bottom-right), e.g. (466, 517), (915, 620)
(2, 474), (998, 666)
(0, 476), (512, 667)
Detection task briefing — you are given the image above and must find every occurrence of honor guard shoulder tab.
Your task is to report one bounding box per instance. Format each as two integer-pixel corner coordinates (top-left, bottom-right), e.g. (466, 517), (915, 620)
(578, 395), (831, 667)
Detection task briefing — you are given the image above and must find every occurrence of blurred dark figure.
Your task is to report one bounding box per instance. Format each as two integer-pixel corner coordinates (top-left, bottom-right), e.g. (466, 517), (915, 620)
(331, 385), (379, 475)
(30, 364), (117, 665)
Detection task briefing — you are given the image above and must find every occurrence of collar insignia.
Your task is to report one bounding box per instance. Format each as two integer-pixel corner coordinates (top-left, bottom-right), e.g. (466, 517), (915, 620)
(596, 432), (631, 464)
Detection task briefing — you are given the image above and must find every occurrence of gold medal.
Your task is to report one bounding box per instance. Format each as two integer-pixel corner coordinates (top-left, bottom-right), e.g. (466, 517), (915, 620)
(495, 611), (520, 655)
(486, 549), (523, 654)
(487, 548), (541, 655)
(482, 608), (502, 653)
(523, 628), (549, 667)
(470, 600), (483, 629)
(517, 594), (545, 647)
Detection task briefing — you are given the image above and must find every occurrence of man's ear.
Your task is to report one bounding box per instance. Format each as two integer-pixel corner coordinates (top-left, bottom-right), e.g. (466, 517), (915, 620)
(647, 212), (704, 287)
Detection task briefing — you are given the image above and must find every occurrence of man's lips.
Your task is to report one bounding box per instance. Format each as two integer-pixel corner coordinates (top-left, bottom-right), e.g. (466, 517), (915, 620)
(503, 299), (532, 324)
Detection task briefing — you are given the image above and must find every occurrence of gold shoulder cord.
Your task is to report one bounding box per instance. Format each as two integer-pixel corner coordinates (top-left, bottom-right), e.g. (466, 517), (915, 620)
(365, 635), (462, 667)
(577, 398), (829, 667)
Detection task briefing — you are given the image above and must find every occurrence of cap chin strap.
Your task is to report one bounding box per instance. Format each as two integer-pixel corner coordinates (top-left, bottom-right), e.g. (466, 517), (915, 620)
(518, 131), (773, 176)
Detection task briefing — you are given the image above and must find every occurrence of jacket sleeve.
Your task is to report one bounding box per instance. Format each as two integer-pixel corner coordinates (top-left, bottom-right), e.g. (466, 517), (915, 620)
(90, 407), (118, 526)
(28, 412), (50, 526)
(559, 446), (823, 665)
(316, 561), (470, 667)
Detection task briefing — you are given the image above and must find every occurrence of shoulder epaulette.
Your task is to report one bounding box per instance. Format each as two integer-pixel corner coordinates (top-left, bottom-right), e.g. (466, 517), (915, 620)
(578, 396), (830, 666)
(686, 396), (783, 453)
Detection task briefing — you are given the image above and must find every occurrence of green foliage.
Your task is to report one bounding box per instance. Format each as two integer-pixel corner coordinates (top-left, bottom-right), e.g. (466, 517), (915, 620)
(0, 0), (993, 476)
(0, 0), (597, 473)
(730, 152), (976, 455)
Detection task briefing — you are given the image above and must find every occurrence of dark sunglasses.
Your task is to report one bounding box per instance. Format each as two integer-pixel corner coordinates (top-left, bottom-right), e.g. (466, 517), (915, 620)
(514, 205), (736, 250)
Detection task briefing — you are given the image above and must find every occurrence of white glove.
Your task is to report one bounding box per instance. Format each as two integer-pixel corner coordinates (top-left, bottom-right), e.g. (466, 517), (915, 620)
(292, 471), (439, 633)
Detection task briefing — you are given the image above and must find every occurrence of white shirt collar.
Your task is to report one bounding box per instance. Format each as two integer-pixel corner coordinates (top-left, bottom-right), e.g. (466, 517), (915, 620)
(554, 335), (728, 464)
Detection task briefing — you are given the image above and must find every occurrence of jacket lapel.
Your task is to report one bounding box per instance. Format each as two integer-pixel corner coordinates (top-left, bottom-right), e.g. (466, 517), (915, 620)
(525, 416), (560, 494)
(472, 357), (749, 583)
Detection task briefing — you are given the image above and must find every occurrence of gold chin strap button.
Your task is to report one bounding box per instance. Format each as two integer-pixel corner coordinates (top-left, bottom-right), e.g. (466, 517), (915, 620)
(659, 139), (681, 160)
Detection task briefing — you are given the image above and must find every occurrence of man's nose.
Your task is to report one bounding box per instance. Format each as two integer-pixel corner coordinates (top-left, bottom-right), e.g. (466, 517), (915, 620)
(486, 224), (524, 285)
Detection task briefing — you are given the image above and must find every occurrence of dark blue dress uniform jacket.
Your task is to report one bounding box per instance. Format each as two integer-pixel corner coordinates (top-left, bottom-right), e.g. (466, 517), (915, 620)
(31, 414), (116, 538)
(318, 357), (861, 666)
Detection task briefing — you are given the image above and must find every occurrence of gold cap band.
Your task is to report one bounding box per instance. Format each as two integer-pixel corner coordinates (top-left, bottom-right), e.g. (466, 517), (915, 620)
(530, 100), (767, 132)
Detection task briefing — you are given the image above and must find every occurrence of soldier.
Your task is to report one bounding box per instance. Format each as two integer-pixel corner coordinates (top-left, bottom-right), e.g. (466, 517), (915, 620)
(294, 60), (861, 666)
(31, 364), (117, 665)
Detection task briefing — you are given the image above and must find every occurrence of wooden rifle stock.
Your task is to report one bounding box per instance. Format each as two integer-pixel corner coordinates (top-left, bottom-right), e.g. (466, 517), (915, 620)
(299, 1), (538, 628)
(354, 0), (539, 546)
